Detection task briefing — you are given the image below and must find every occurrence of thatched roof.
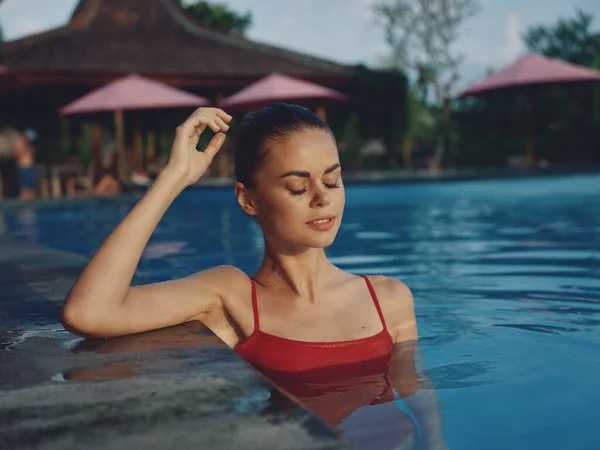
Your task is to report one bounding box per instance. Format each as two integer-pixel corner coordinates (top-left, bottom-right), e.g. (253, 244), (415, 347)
(0, 0), (353, 82)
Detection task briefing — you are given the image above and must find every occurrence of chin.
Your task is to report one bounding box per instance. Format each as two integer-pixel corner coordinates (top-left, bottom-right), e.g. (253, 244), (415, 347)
(305, 230), (339, 248)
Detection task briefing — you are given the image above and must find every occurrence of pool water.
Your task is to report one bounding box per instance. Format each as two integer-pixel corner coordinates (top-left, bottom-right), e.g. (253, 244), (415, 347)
(1, 173), (600, 449)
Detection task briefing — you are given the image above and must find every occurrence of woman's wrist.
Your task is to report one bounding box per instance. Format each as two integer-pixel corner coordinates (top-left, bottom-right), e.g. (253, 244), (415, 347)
(153, 167), (189, 196)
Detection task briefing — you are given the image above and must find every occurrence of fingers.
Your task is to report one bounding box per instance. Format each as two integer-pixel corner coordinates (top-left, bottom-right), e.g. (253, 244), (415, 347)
(216, 109), (233, 123)
(178, 108), (231, 136)
(201, 133), (227, 163)
(214, 117), (230, 132)
(206, 120), (221, 133)
(188, 115), (221, 134)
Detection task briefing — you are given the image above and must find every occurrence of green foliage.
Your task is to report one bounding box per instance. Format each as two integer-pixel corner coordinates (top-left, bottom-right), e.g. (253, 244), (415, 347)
(405, 90), (437, 164)
(451, 83), (600, 168)
(374, 0), (479, 167)
(524, 10), (600, 67)
(352, 65), (410, 167)
(76, 123), (92, 164)
(177, 0), (252, 36)
(325, 66), (409, 169)
(337, 113), (364, 171)
(407, 90), (435, 141)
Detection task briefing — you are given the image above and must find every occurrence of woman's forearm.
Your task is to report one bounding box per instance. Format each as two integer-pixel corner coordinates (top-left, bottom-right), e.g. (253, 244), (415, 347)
(402, 385), (447, 448)
(62, 170), (185, 326)
(389, 342), (449, 449)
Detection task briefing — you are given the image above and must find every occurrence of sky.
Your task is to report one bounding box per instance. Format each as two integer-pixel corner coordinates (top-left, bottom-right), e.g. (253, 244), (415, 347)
(1, 0), (599, 92)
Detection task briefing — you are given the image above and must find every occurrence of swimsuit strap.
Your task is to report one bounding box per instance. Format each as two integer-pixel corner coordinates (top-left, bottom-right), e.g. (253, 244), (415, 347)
(361, 275), (388, 331)
(250, 278), (260, 331)
(250, 276), (387, 333)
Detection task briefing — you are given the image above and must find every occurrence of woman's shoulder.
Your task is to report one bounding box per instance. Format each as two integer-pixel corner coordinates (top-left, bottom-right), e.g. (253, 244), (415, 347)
(336, 271), (412, 301)
(365, 275), (413, 302)
(363, 275), (417, 340)
(189, 265), (251, 295)
(187, 264), (253, 315)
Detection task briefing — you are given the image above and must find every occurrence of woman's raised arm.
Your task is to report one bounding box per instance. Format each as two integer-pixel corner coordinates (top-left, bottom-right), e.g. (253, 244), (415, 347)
(61, 108), (234, 339)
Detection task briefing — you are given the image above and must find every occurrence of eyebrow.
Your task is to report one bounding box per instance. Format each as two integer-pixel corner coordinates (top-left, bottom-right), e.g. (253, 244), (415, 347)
(280, 163), (341, 179)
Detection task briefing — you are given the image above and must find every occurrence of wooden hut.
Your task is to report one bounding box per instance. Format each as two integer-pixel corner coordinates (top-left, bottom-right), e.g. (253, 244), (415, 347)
(0, 0), (354, 184)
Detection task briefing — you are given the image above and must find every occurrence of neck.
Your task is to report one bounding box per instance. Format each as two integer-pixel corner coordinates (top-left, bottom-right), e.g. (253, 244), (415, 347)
(256, 241), (334, 302)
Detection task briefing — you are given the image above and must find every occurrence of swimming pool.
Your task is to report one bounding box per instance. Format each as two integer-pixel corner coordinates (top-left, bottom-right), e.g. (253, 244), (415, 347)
(1, 173), (599, 449)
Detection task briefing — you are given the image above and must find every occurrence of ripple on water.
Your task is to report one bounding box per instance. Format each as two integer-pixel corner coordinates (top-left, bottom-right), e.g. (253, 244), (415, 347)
(354, 231), (397, 240)
(2, 175), (600, 450)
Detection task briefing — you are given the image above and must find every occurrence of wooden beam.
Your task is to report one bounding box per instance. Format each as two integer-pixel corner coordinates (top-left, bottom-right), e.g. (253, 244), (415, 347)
(13, 73), (353, 89)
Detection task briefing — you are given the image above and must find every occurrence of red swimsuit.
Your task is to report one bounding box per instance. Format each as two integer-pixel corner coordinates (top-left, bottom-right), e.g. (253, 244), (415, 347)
(235, 275), (394, 373)
(235, 276), (415, 444)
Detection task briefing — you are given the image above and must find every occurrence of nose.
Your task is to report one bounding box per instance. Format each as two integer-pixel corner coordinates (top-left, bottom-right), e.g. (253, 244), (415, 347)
(310, 184), (331, 208)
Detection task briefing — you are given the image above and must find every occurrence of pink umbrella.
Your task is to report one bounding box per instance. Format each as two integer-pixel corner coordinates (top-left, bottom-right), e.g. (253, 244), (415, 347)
(60, 74), (210, 179)
(219, 73), (348, 120)
(60, 74), (209, 114)
(458, 54), (600, 164)
(459, 53), (600, 97)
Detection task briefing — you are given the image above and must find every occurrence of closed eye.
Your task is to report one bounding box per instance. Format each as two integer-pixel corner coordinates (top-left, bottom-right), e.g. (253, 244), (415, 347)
(289, 180), (340, 196)
(290, 187), (308, 196)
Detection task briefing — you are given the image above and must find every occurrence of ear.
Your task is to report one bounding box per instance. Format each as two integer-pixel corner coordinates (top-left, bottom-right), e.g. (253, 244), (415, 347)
(234, 182), (257, 217)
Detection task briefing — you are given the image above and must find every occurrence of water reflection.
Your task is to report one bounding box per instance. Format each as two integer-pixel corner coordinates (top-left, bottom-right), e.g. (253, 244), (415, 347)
(256, 341), (451, 450)
(66, 330), (450, 450)
(64, 321), (228, 381)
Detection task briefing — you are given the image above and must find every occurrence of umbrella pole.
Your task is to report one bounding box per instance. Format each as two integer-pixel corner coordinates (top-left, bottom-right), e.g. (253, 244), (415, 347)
(92, 123), (102, 180)
(114, 109), (127, 181)
(133, 112), (143, 174)
(525, 98), (535, 166)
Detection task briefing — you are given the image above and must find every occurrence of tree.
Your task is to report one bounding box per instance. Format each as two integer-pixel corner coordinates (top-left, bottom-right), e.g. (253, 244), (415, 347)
(373, 0), (479, 166)
(177, 0), (252, 36)
(374, 0), (479, 104)
(523, 10), (600, 68)
(0, 0), (5, 42)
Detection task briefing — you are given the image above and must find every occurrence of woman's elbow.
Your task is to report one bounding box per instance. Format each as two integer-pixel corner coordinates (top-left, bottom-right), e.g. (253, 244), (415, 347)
(60, 302), (102, 338)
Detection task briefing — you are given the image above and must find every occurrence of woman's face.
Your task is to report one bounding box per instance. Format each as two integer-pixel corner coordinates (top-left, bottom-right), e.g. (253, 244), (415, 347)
(249, 128), (345, 250)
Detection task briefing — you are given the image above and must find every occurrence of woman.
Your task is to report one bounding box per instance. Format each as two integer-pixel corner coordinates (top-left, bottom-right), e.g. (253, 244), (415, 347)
(61, 104), (447, 448)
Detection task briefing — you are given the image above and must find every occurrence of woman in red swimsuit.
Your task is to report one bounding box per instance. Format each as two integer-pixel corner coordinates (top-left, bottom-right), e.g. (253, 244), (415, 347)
(62, 104), (447, 449)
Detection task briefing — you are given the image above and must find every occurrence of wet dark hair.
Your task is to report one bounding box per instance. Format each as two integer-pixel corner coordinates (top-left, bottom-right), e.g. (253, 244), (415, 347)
(233, 102), (334, 189)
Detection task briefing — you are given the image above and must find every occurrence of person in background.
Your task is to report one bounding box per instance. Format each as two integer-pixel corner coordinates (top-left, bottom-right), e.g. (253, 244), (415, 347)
(11, 128), (38, 200)
(0, 127), (21, 199)
(94, 152), (121, 197)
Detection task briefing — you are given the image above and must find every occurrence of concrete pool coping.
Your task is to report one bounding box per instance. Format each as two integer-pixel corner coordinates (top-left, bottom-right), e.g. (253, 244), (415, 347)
(117, 164), (600, 192)
(0, 237), (350, 449)
(0, 165), (597, 206)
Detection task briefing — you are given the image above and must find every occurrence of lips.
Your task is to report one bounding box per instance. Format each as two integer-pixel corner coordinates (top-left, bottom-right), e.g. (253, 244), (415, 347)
(306, 216), (335, 231)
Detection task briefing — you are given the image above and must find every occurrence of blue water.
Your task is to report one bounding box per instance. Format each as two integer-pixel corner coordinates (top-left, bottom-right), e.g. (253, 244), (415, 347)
(1, 174), (600, 449)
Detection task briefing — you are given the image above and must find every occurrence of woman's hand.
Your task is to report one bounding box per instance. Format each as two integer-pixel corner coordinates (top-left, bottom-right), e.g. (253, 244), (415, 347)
(164, 107), (232, 188)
